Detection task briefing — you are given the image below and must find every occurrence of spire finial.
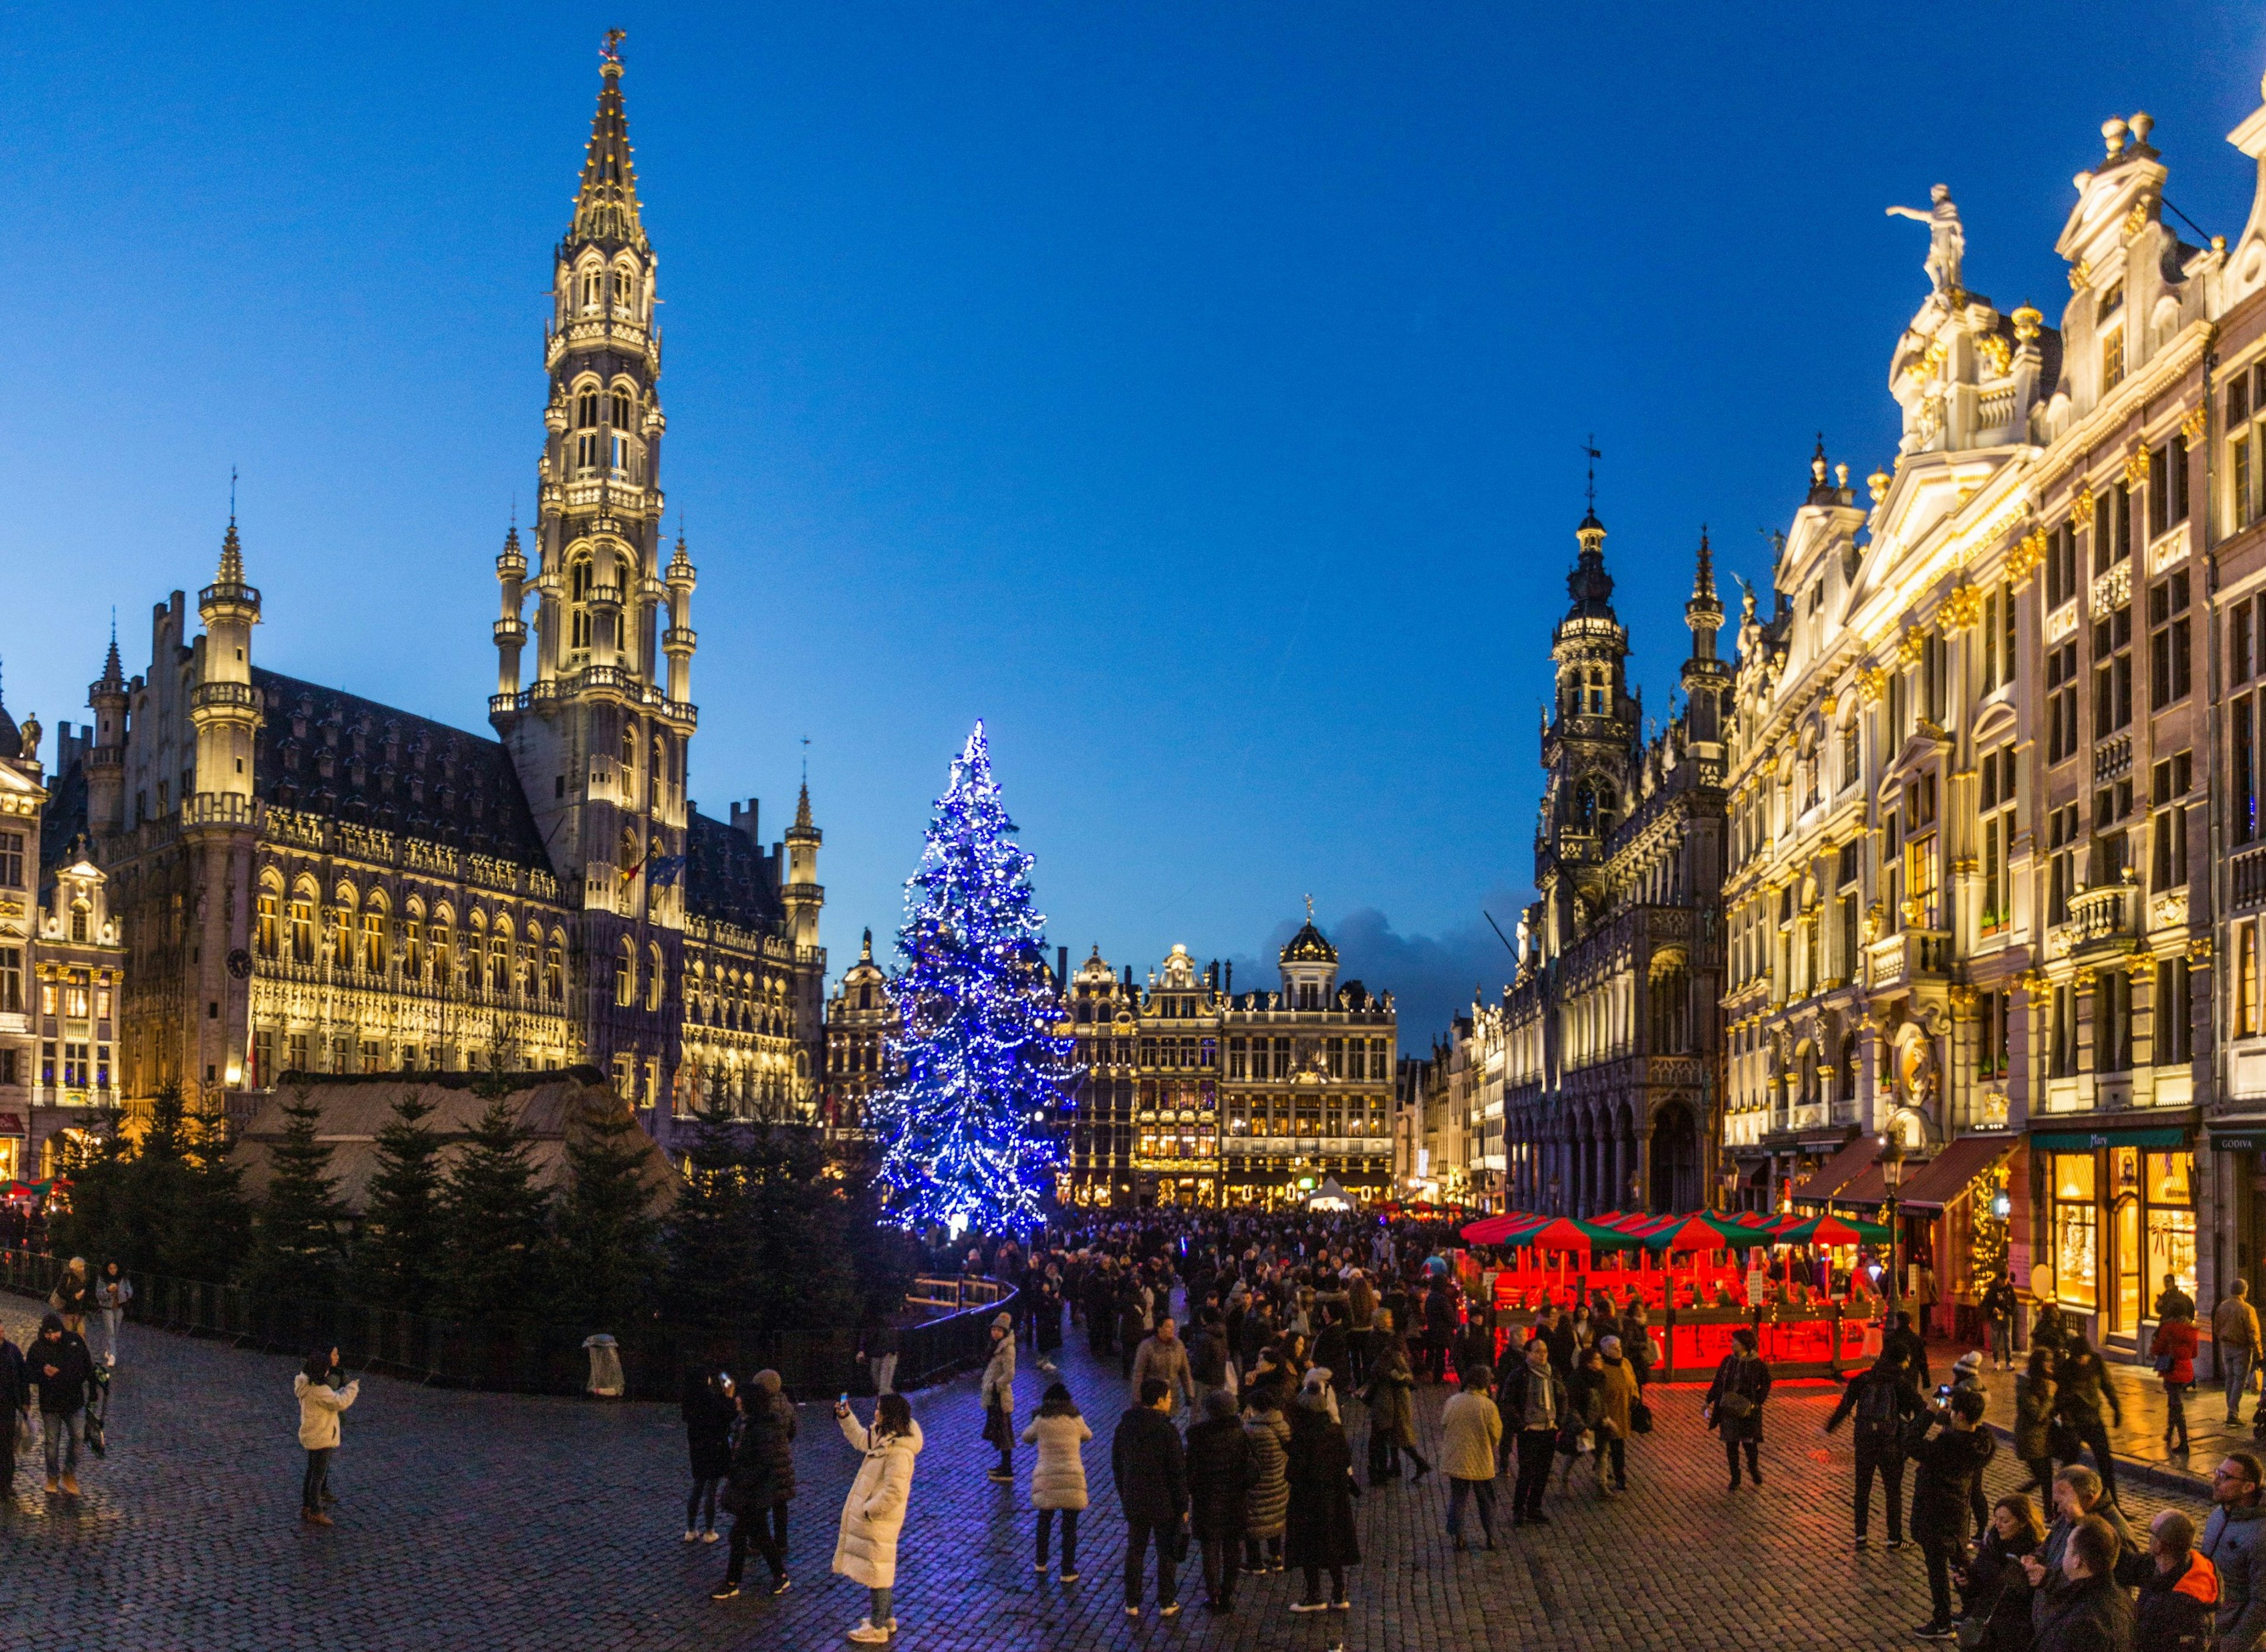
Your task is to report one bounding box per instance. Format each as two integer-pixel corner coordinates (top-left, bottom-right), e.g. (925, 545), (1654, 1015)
(1305, 892), (1314, 922)
(1583, 434), (1600, 514)
(1693, 525), (1717, 601)
(229, 464), (237, 525)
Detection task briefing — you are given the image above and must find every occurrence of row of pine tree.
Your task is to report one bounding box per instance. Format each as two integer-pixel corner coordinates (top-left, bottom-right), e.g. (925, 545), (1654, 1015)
(51, 1083), (915, 1338)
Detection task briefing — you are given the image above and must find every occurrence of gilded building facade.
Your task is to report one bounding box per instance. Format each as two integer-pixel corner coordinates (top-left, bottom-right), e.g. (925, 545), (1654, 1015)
(820, 928), (896, 1147)
(51, 47), (825, 1155)
(0, 701), (131, 1178)
(1055, 920), (1396, 1209)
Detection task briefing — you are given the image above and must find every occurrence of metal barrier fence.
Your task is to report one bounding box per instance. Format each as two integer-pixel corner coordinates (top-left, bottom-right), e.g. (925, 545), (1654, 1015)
(0, 1249), (1013, 1402)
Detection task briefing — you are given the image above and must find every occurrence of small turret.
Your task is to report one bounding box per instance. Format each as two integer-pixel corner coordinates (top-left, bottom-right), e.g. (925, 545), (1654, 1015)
(782, 778), (824, 950)
(86, 622), (129, 836)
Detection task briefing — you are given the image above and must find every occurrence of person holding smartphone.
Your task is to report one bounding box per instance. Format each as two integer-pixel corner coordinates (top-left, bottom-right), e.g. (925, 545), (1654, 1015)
(831, 1392), (922, 1644)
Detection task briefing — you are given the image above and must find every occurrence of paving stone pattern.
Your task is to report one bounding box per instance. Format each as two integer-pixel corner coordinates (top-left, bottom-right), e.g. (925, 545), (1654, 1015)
(0, 1293), (2211, 1652)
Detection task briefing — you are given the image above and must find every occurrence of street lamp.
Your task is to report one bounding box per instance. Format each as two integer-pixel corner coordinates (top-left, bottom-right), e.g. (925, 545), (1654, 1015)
(1879, 1130), (1907, 1313)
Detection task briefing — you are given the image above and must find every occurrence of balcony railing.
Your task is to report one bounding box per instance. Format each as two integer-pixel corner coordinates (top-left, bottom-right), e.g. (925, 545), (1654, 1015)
(2066, 882), (2135, 949)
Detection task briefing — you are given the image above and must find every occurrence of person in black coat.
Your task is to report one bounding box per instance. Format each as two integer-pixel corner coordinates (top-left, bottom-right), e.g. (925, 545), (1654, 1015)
(1823, 1346), (1921, 1548)
(1960, 1494), (2046, 1652)
(31, 1312), (93, 1494)
(2031, 1516), (2136, 1652)
(0, 1323), (22, 1500)
(1184, 1389), (1255, 1614)
(1705, 1328), (1773, 1491)
(710, 1389), (785, 1599)
(1908, 1388), (1999, 1637)
(1114, 1378), (1190, 1617)
(1283, 1376), (1361, 1612)
(681, 1371), (736, 1543)
(749, 1369), (798, 1560)
(1883, 1311), (1932, 1389)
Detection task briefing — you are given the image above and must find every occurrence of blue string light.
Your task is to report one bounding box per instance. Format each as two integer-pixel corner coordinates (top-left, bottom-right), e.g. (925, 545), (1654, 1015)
(873, 721), (1074, 1237)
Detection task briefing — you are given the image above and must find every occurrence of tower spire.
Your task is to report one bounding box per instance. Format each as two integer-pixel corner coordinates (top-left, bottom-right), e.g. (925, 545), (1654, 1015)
(569, 31), (647, 252)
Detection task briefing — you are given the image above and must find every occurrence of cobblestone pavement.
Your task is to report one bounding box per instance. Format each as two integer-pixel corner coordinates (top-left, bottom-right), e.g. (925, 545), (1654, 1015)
(1952, 1338), (2252, 1495)
(0, 1293), (2213, 1652)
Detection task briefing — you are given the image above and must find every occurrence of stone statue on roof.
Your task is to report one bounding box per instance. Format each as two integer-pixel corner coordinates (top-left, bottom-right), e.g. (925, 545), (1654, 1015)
(1887, 184), (1965, 297)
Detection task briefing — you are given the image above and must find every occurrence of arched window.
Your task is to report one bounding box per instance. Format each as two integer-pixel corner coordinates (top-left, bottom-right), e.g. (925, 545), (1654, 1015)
(361, 908), (386, 974)
(545, 938), (565, 1001)
(489, 928), (509, 994)
(651, 735), (667, 804)
(1587, 667), (1607, 714)
(619, 827), (640, 881)
(256, 886), (280, 958)
(616, 937), (637, 1007)
(647, 942), (665, 1012)
(620, 720), (637, 770)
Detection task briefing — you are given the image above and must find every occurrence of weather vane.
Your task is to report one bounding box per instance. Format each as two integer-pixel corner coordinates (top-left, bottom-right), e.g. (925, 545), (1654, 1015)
(1583, 435), (1602, 512)
(601, 28), (625, 64)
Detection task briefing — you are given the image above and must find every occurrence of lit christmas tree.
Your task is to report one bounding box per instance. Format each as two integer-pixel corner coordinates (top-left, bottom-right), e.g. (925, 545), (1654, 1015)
(875, 722), (1073, 1238)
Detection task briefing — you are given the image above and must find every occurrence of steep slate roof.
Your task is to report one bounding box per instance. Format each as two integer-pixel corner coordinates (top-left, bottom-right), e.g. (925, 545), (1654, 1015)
(250, 668), (552, 870)
(685, 806), (785, 935)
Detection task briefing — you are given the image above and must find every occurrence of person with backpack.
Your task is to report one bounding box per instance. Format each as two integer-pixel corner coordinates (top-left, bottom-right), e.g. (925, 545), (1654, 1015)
(1823, 1344), (1920, 1549)
(1705, 1327), (1772, 1492)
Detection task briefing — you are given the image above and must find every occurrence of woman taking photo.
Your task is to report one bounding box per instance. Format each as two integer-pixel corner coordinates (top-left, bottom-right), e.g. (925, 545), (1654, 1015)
(293, 1347), (359, 1527)
(833, 1392), (923, 1644)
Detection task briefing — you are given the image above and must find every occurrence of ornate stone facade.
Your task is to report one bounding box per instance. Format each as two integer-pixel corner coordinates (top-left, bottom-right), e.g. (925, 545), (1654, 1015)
(49, 48), (824, 1155)
(1497, 510), (1729, 1216)
(1055, 920), (1396, 1210)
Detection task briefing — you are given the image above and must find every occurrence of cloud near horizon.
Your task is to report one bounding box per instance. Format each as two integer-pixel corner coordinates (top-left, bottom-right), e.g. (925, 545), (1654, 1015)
(1226, 894), (1529, 1054)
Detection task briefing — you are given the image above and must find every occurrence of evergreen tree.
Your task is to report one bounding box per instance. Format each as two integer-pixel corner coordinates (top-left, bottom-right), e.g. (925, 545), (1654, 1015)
(873, 722), (1074, 1236)
(249, 1089), (349, 1300)
(741, 1125), (862, 1329)
(351, 1091), (448, 1312)
(51, 1082), (251, 1282)
(434, 1095), (554, 1322)
(553, 1093), (663, 1332)
(662, 1102), (755, 1329)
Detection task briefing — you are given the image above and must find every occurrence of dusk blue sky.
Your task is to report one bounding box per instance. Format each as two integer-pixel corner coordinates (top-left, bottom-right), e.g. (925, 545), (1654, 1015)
(6, 5), (2264, 1041)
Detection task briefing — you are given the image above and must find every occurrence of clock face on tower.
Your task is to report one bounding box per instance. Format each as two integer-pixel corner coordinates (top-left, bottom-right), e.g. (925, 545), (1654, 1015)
(226, 948), (254, 981)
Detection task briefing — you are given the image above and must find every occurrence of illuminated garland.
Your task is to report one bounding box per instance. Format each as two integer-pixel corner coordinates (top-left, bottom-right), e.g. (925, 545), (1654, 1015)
(873, 721), (1073, 1237)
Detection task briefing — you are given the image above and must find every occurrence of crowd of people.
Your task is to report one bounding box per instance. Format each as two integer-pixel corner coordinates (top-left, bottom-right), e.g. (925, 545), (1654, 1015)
(751, 1211), (1668, 1633)
(18, 1207), (2266, 1651)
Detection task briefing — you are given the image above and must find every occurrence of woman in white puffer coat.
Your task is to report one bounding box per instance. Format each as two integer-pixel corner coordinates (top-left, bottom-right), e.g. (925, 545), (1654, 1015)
(832, 1391), (923, 1644)
(1020, 1381), (1091, 1581)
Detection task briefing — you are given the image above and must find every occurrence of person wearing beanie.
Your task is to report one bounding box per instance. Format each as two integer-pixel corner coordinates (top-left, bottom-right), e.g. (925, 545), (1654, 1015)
(751, 1370), (800, 1566)
(983, 1313), (1019, 1483)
